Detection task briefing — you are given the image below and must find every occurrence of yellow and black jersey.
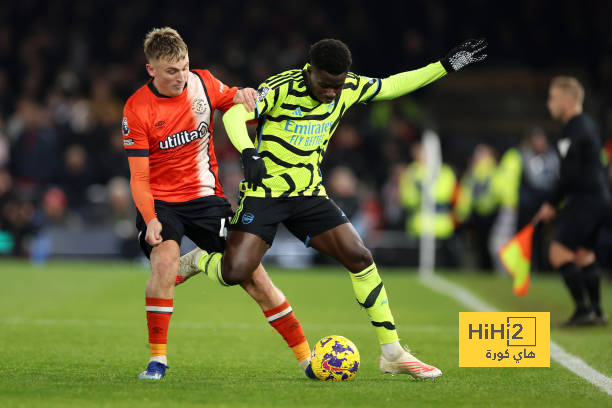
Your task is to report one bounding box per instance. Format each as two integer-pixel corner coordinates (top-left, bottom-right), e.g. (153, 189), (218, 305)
(244, 63), (381, 198)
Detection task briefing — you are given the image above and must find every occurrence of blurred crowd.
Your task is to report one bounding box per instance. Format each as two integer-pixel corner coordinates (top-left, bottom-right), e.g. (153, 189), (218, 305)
(1, 0), (611, 269)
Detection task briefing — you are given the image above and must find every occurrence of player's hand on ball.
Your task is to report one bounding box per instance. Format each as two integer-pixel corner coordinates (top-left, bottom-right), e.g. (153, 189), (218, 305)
(241, 148), (267, 191)
(234, 88), (258, 112)
(441, 38), (487, 72)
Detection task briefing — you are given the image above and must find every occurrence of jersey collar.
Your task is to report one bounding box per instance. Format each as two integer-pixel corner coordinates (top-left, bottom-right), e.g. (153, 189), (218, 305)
(147, 79), (188, 99)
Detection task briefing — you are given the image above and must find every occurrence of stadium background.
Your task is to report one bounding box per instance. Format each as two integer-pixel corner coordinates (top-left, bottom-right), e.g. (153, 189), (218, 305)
(0, 0), (611, 271)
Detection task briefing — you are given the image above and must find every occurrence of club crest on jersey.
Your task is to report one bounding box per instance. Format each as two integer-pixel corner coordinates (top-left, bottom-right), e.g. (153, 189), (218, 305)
(122, 117), (129, 135)
(257, 86), (270, 102)
(159, 121), (209, 150)
(192, 98), (208, 115)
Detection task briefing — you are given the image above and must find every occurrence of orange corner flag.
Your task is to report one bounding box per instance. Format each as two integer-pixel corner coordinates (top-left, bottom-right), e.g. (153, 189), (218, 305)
(498, 223), (534, 296)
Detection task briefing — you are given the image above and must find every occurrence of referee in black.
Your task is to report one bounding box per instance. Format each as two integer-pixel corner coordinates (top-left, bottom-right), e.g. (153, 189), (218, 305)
(535, 76), (610, 327)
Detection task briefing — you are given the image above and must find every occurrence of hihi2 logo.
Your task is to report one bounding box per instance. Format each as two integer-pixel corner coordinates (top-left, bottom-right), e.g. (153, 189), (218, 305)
(459, 312), (550, 367)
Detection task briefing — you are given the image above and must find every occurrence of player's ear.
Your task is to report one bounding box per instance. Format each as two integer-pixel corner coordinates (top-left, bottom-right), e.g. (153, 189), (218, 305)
(145, 63), (155, 78)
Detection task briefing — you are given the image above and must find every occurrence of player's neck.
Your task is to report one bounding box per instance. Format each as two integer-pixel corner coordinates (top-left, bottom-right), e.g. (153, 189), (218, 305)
(150, 78), (186, 98)
(562, 106), (582, 124)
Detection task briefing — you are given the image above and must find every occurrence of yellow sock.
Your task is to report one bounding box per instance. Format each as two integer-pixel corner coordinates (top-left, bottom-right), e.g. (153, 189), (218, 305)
(196, 252), (228, 286)
(349, 263), (399, 344)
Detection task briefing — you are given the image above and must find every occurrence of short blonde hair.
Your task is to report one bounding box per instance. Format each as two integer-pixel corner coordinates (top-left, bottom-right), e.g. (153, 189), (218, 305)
(550, 76), (584, 105)
(143, 27), (188, 63)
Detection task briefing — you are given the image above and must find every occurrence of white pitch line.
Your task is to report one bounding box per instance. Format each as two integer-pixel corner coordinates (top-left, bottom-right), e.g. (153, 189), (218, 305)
(420, 274), (612, 396)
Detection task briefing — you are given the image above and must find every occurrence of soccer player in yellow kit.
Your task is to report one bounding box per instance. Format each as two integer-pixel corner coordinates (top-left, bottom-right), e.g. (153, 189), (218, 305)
(188, 38), (487, 379)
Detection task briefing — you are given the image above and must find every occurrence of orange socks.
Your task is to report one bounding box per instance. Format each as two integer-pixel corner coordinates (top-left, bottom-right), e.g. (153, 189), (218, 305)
(264, 299), (311, 363)
(146, 297), (173, 360)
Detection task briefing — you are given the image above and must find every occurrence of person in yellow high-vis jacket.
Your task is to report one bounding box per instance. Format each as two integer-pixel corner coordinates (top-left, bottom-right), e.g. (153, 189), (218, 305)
(400, 142), (458, 267)
(455, 144), (500, 270)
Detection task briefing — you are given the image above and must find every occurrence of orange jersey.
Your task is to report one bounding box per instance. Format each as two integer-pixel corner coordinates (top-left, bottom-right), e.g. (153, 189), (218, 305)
(123, 69), (237, 207)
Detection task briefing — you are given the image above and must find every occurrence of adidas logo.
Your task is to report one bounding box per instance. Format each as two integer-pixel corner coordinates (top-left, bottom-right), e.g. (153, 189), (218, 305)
(292, 107), (303, 117)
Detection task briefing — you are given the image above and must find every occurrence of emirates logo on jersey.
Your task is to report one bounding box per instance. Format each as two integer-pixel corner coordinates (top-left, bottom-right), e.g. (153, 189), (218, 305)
(159, 121), (209, 150)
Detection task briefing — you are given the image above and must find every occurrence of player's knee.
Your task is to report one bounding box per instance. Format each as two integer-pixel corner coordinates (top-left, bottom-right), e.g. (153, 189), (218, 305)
(222, 255), (255, 286)
(548, 242), (574, 269)
(347, 245), (373, 272)
(151, 250), (179, 284)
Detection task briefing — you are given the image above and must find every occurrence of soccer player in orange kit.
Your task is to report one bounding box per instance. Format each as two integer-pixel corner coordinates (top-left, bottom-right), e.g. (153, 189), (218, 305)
(122, 27), (311, 380)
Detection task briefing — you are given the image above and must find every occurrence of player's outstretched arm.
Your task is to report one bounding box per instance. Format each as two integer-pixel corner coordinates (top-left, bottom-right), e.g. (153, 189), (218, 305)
(373, 38), (487, 102)
(222, 104), (267, 190)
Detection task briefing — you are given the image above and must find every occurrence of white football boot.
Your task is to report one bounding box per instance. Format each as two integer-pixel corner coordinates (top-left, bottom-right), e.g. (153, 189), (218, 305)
(176, 247), (206, 285)
(379, 346), (442, 380)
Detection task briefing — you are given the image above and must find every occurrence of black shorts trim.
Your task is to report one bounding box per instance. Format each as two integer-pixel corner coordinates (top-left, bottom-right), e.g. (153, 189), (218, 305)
(229, 196), (349, 246)
(136, 196), (233, 258)
(555, 194), (609, 250)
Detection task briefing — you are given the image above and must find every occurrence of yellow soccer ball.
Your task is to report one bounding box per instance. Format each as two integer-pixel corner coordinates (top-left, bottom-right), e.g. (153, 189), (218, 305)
(310, 335), (360, 381)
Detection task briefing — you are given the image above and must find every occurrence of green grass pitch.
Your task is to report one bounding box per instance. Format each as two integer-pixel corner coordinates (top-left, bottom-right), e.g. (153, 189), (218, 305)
(1, 260), (611, 407)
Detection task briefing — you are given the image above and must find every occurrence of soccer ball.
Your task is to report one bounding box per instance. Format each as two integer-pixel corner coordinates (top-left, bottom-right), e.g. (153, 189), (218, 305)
(310, 335), (360, 381)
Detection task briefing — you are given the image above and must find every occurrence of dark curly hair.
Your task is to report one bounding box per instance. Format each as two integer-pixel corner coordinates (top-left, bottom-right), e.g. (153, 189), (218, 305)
(309, 39), (352, 75)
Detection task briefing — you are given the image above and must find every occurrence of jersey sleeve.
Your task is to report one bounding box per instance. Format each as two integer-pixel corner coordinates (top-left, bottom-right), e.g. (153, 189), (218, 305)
(122, 103), (156, 223)
(200, 70), (239, 113)
(373, 62), (447, 101)
(122, 104), (149, 157)
(350, 73), (383, 105)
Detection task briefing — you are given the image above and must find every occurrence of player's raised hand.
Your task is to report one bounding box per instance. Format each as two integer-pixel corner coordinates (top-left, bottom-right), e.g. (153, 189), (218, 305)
(145, 218), (163, 246)
(234, 88), (258, 112)
(441, 38), (487, 72)
(241, 148), (267, 191)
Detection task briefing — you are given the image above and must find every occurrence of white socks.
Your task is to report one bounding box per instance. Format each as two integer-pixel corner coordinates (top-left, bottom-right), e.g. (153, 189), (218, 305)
(381, 341), (404, 361)
(150, 355), (168, 366)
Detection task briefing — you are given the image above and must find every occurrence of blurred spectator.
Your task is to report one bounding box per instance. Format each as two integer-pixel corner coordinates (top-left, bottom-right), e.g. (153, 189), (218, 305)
(323, 124), (368, 181)
(39, 187), (69, 226)
(324, 165), (383, 261)
(399, 142), (458, 267)
(98, 129), (130, 182)
(455, 144), (500, 271)
(58, 144), (96, 211)
(0, 167), (14, 254)
(0, 121), (9, 168)
(327, 166), (360, 220)
(0, 194), (36, 257)
(8, 99), (60, 193)
(517, 127), (560, 230)
(491, 128), (560, 272)
(106, 177), (139, 258)
(380, 163), (407, 231)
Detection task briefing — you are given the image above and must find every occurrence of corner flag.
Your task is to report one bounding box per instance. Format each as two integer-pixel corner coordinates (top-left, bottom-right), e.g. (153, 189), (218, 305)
(498, 223), (534, 296)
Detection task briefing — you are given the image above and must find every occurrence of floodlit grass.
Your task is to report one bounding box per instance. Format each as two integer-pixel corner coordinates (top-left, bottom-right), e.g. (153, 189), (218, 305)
(1, 260), (610, 407)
